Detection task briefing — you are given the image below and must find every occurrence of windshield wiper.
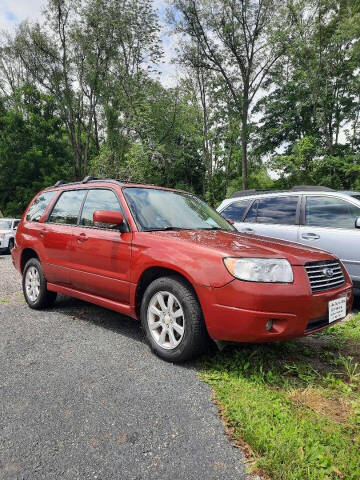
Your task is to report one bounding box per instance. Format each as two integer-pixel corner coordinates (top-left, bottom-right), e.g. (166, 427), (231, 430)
(145, 226), (187, 232)
(197, 226), (225, 231)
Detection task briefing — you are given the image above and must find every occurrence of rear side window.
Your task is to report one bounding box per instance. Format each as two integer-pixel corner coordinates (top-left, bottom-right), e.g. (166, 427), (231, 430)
(244, 196), (299, 225)
(48, 190), (86, 225)
(26, 191), (56, 222)
(80, 189), (121, 227)
(305, 196), (360, 229)
(221, 199), (251, 223)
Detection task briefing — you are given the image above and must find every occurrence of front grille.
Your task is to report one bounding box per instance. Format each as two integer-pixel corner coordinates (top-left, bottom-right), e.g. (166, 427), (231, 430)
(305, 260), (345, 293)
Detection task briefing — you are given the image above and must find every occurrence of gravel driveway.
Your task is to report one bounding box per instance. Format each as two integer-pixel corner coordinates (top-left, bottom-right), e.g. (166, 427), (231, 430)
(0, 255), (246, 480)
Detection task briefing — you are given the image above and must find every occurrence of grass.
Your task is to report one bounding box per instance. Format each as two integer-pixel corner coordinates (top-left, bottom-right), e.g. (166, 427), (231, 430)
(199, 313), (360, 480)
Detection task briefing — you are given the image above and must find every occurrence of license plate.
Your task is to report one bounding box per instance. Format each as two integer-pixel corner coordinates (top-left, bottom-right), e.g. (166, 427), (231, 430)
(328, 297), (346, 324)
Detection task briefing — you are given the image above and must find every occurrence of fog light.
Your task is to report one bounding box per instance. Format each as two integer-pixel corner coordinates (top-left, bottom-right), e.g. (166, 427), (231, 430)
(266, 320), (273, 331)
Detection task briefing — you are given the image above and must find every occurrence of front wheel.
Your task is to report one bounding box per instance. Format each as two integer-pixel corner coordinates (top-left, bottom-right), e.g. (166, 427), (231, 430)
(23, 258), (57, 309)
(140, 276), (209, 362)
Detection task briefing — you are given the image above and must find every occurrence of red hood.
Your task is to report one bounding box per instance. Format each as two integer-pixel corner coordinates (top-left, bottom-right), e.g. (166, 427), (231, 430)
(149, 229), (336, 266)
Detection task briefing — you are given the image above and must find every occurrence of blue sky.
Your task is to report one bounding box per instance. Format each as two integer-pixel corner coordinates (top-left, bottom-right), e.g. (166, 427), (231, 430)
(0, 0), (178, 86)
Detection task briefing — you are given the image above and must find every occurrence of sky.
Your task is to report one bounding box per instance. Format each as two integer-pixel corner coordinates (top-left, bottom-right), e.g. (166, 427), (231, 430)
(0, 0), (178, 87)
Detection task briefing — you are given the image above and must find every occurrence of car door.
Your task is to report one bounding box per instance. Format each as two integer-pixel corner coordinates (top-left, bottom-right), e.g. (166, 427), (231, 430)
(70, 188), (132, 305)
(298, 195), (360, 284)
(238, 195), (300, 242)
(43, 189), (87, 285)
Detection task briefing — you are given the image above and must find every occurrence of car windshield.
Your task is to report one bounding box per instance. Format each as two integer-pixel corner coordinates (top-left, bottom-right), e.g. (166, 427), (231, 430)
(124, 187), (234, 232)
(0, 220), (11, 229)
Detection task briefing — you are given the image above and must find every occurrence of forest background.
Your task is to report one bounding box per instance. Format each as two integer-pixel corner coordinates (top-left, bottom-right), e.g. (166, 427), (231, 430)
(0, 0), (359, 215)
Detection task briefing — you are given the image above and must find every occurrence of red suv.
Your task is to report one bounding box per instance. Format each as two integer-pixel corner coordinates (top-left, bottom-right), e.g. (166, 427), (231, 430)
(12, 178), (353, 362)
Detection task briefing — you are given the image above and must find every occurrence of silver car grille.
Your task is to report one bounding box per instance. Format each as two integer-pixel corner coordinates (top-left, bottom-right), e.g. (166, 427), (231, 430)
(305, 260), (345, 293)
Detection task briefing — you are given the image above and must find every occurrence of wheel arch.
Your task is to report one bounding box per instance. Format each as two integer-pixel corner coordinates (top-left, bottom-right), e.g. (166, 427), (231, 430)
(135, 266), (203, 318)
(20, 248), (39, 273)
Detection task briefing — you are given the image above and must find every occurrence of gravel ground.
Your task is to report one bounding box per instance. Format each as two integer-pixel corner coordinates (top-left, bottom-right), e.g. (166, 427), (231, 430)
(0, 255), (246, 480)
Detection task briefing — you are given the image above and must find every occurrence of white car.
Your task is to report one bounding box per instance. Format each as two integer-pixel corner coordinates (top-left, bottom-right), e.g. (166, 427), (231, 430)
(0, 218), (20, 254)
(217, 186), (360, 295)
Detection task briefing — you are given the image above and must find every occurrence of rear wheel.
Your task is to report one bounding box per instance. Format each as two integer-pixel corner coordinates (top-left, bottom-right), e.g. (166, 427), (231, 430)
(140, 276), (209, 362)
(23, 258), (57, 309)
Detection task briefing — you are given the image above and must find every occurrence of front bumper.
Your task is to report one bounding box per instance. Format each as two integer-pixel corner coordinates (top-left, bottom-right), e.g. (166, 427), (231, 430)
(197, 265), (353, 343)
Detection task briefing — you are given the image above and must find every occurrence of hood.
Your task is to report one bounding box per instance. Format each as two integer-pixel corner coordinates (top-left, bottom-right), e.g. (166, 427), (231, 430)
(149, 229), (335, 266)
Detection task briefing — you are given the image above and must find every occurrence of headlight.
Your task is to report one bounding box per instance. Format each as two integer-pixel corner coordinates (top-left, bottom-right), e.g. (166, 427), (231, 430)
(223, 257), (293, 283)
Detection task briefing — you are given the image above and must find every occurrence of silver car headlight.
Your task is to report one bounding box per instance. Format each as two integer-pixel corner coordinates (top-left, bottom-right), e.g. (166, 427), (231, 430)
(223, 257), (294, 283)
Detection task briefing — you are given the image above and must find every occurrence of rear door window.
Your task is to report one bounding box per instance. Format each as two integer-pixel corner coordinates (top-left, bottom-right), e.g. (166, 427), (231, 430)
(48, 190), (86, 225)
(305, 196), (360, 229)
(256, 196), (299, 225)
(26, 191), (56, 222)
(221, 199), (251, 222)
(80, 189), (121, 228)
(244, 196), (299, 225)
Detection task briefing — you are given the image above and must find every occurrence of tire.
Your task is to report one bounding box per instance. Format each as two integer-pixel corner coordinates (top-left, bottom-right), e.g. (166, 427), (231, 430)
(22, 258), (57, 309)
(140, 275), (209, 362)
(8, 238), (14, 254)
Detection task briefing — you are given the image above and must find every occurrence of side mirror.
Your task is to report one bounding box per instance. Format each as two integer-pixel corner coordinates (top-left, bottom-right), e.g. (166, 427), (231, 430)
(355, 217), (360, 229)
(93, 210), (124, 225)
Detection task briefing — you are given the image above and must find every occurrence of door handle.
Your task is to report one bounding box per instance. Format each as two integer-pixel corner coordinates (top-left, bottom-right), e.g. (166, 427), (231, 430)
(77, 233), (88, 243)
(242, 228), (254, 234)
(301, 233), (320, 240)
(40, 228), (47, 238)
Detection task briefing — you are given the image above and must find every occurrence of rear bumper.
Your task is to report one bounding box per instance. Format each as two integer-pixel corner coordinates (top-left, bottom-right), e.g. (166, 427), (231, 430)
(197, 265), (353, 343)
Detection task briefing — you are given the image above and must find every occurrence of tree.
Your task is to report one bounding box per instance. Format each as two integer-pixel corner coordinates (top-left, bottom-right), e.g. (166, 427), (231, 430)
(0, 85), (72, 215)
(169, 0), (289, 189)
(255, 0), (360, 158)
(2, 0), (162, 179)
(90, 78), (205, 195)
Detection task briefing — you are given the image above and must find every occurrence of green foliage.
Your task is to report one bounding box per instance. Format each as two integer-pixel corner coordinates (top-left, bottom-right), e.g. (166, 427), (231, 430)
(271, 136), (360, 189)
(200, 313), (360, 480)
(255, 0), (360, 187)
(90, 80), (205, 194)
(0, 86), (72, 216)
(0, 0), (359, 213)
(227, 168), (275, 198)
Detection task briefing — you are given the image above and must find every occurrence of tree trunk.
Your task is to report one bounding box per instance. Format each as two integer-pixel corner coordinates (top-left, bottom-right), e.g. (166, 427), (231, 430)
(241, 90), (249, 190)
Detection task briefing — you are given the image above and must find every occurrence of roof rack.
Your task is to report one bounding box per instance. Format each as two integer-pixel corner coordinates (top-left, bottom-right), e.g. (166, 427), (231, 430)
(229, 185), (334, 199)
(82, 176), (98, 183)
(229, 189), (283, 198)
(54, 180), (66, 187)
(290, 185), (334, 192)
(51, 177), (125, 189)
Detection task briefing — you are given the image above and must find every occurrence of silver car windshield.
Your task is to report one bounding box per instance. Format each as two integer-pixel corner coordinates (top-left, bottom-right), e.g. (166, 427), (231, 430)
(124, 187), (234, 232)
(0, 220), (11, 229)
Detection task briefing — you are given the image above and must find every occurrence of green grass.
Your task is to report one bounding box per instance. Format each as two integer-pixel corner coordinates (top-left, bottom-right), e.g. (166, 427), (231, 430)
(199, 313), (360, 480)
